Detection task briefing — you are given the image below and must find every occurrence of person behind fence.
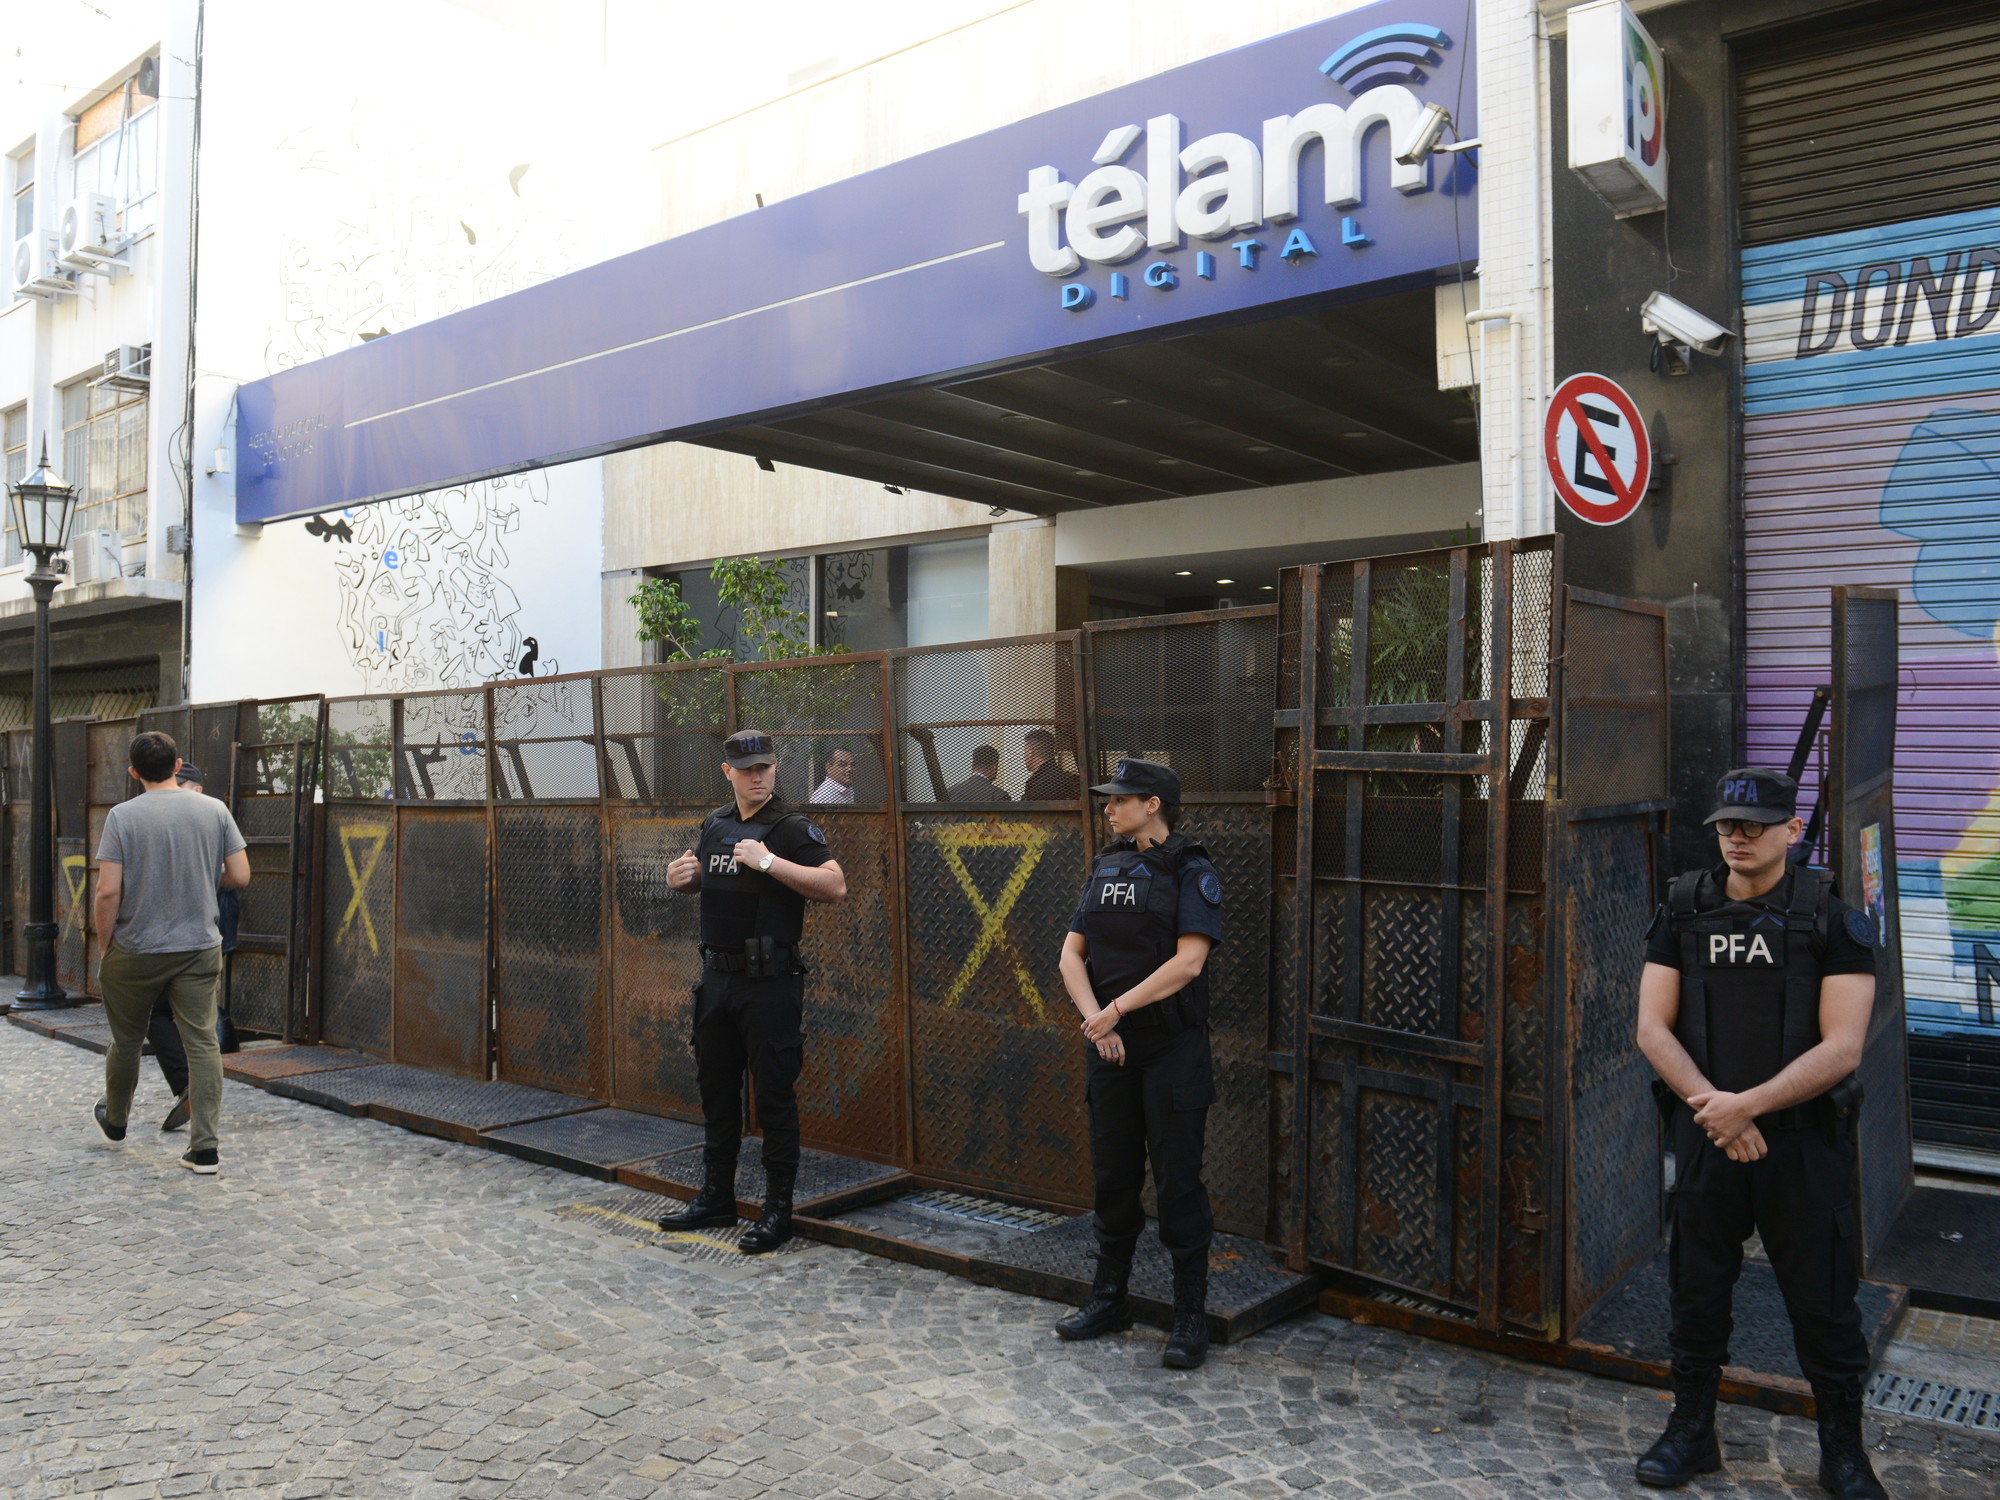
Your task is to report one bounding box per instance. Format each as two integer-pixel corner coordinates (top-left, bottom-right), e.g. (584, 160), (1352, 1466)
(89, 732), (251, 1175)
(946, 744), (1010, 803)
(1022, 728), (1080, 801)
(141, 762), (244, 1133)
(1634, 768), (1885, 1499)
(1058, 757), (1222, 1369)
(659, 729), (847, 1253)
(811, 746), (856, 805)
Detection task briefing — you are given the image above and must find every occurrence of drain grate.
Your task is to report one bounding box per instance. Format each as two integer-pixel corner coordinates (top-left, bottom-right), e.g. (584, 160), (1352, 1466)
(551, 1190), (809, 1264)
(1866, 1372), (2000, 1434)
(898, 1190), (1068, 1232)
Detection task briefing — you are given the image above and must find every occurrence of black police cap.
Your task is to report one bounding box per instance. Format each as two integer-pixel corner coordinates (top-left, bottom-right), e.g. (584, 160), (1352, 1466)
(174, 762), (205, 786)
(723, 729), (779, 768)
(1089, 757), (1182, 804)
(1704, 767), (1798, 825)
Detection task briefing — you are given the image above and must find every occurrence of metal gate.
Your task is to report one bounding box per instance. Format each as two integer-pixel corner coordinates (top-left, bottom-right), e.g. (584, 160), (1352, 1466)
(228, 700), (322, 1039)
(81, 718), (139, 997)
(1275, 539), (1670, 1339)
(318, 696), (396, 1054)
(54, 717), (91, 994)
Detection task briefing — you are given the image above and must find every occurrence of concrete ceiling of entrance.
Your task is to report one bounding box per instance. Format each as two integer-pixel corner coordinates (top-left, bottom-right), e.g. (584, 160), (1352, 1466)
(687, 286), (1478, 514)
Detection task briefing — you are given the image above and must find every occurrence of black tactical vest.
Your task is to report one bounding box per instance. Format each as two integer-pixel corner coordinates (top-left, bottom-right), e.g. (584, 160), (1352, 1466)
(1078, 833), (1211, 1030)
(696, 798), (813, 951)
(1667, 865), (1830, 1098)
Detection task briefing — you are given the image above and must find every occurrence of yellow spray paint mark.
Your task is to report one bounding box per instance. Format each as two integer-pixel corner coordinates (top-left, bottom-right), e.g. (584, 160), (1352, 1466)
(58, 854), (88, 938)
(337, 824), (390, 955)
(931, 821), (1055, 1018)
(560, 1202), (744, 1255)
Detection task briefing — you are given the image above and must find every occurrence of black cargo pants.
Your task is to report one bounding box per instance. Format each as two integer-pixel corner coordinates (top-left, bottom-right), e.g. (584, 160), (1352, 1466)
(693, 964), (805, 1175)
(1086, 1017), (1214, 1276)
(1667, 1106), (1871, 1398)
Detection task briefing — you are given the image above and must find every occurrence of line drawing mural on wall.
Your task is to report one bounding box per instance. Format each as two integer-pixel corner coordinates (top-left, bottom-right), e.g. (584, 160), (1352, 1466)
(260, 120), (595, 692)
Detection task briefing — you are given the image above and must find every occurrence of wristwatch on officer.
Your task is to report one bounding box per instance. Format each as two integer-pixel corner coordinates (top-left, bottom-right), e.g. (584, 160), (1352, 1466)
(757, 852), (776, 872)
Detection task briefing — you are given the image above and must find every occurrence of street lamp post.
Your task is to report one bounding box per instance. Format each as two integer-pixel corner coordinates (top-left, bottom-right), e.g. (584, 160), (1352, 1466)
(10, 442), (78, 1011)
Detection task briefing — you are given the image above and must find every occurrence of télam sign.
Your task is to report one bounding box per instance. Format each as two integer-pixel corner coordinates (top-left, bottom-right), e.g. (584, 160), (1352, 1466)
(235, 2), (1475, 524)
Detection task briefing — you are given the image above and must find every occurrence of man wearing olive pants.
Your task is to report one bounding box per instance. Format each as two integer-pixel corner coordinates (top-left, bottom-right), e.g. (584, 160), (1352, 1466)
(91, 731), (250, 1174)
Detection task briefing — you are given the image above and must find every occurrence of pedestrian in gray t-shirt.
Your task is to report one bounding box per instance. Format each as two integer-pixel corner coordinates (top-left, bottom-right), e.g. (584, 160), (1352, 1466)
(91, 731), (250, 1173)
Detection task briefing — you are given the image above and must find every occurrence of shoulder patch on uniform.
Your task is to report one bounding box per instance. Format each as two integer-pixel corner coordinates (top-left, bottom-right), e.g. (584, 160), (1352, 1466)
(1198, 871), (1223, 906)
(806, 821), (827, 845)
(1844, 909), (1877, 948)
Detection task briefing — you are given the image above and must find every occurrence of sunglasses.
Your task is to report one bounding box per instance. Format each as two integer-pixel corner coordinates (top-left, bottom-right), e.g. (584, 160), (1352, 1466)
(1712, 819), (1781, 840)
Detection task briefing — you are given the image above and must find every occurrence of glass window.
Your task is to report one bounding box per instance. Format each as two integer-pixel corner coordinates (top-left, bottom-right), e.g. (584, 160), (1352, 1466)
(907, 537), (988, 646)
(61, 377), (147, 541)
(664, 556), (812, 662)
(820, 538), (988, 652)
(9, 146), (30, 241)
(71, 78), (157, 238)
(2, 406), (24, 567)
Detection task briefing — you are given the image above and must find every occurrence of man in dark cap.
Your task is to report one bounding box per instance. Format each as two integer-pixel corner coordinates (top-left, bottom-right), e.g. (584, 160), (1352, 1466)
(1633, 769), (1885, 1498)
(659, 730), (846, 1253)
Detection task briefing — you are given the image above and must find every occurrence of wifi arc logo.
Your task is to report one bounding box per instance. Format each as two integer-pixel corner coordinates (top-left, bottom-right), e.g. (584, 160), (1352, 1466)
(1318, 23), (1454, 94)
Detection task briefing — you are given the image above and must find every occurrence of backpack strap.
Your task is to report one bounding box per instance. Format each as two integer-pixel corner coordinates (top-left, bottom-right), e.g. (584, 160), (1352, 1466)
(1670, 870), (1711, 1076)
(1781, 866), (1831, 1069)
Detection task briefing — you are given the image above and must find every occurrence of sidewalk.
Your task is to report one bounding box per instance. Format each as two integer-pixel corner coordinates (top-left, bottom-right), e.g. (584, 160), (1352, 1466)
(1, 1023), (1995, 1499)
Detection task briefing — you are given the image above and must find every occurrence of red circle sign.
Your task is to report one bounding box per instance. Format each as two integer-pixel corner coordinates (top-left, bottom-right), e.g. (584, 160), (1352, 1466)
(1543, 373), (1652, 526)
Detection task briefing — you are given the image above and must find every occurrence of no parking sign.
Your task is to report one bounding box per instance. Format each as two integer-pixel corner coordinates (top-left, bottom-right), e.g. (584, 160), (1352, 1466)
(1544, 373), (1651, 526)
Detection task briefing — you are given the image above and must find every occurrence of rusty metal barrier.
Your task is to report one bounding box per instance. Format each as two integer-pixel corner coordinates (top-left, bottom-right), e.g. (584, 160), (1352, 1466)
(54, 717), (91, 994)
(1273, 540), (1672, 1342)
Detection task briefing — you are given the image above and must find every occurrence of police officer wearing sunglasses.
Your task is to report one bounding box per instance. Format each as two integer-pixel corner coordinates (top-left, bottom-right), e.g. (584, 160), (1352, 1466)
(1056, 758), (1222, 1369)
(659, 730), (846, 1253)
(1634, 769), (1884, 1498)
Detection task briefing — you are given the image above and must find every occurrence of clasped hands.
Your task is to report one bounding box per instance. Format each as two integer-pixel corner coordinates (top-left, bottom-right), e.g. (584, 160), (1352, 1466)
(1687, 1089), (1769, 1163)
(1081, 998), (1126, 1064)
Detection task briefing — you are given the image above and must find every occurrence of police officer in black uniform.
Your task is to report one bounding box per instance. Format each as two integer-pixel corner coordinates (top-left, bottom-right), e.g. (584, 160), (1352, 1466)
(1635, 768), (1885, 1499)
(1056, 758), (1223, 1369)
(658, 730), (847, 1253)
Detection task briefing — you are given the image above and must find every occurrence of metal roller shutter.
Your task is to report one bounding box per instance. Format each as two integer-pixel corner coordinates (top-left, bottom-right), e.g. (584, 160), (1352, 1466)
(1740, 7), (2000, 1157)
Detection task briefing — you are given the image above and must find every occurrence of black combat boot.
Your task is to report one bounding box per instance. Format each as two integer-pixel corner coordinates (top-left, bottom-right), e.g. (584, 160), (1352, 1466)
(1812, 1384), (1888, 1500)
(1054, 1255), (1133, 1341)
(658, 1156), (738, 1231)
(1635, 1366), (1722, 1487)
(1161, 1270), (1209, 1369)
(737, 1165), (794, 1254)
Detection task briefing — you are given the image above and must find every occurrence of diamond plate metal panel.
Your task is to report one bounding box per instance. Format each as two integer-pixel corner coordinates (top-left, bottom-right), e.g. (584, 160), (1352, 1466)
(495, 805), (606, 1098)
(1504, 898), (1548, 1103)
(393, 809), (488, 1079)
(56, 835), (86, 994)
(1361, 887), (1445, 1035)
(1084, 613), (1277, 795)
(607, 811), (705, 1118)
(904, 812), (1089, 1205)
(230, 951), (288, 1036)
(1501, 1110), (1547, 1331)
(1310, 880), (1346, 1021)
(321, 806), (395, 1056)
(1356, 1085), (1442, 1292)
(1177, 803), (1271, 1237)
(792, 809), (902, 1161)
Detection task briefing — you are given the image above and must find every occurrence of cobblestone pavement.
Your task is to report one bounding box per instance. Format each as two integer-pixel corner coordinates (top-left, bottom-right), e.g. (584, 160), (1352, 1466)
(2, 1024), (1995, 1500)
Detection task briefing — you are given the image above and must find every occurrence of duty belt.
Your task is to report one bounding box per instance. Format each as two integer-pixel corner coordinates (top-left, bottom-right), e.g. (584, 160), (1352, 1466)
(701, 938), (798, 978)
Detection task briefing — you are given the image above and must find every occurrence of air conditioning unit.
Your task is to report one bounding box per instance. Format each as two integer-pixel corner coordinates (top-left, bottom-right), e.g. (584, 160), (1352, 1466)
(100, 343), (150, 391)
(58, 193), (124, 272)
(11, 233), (75, 299)
(68, 530), (123, 585)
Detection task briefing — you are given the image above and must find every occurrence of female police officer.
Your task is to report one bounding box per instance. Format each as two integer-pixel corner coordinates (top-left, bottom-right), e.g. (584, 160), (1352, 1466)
(1056, 757), (1223, 1369)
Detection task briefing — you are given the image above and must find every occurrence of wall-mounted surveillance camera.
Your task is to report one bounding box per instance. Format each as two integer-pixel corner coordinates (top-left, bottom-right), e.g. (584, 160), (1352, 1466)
(1641, 291), (1734, 369)
(1394, 103), (1480, 167)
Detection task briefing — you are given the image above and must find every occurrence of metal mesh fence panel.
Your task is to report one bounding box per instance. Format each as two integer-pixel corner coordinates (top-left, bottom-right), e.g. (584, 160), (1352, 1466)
(894, 639), (1079, 805)
(492, 677), (600, 803)
(903, 812), (1089, 1204)
(230, 951), (289, 1036)
(607, 810), (706, 1118)
(56, 833), (85, 993)
(321, 805), (396, 1055)
(733, 657), (892, 809)
(792, 809), (904, 1159)
(599, 666), (727, 804)
(495, 805), (606, 1097)
(323, 698), (395, 801)
(397, 691), (489, 804)
(87, 719), (132, 804)
(1562, 815), (1660, 1328)
(1562, 594), (1669, 814)
(393, 809), (488, 1078)
(1084, 612), (1277, 795)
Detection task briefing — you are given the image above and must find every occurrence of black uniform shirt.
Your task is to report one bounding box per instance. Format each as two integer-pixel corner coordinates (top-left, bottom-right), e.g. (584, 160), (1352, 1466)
(1644, 865), (1876, 1093)
(696, 795), (834, 951)
(1068, 842), (1226, 945)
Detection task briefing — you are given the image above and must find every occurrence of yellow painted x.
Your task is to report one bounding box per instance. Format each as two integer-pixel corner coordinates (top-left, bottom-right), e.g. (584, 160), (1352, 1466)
(58, 854), (87, 938)
(932, 821), (1055, 1018)
(337, 823), (390, 955)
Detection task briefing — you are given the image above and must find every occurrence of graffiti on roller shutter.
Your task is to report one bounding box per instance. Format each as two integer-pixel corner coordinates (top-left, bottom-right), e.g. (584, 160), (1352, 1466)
(1741, 202), (2000, 1040)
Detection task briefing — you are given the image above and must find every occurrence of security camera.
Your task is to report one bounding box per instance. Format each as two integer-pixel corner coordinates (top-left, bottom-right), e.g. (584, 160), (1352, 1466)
(1395, 104), (1452, 166)
(1641, 292), (1734, 357)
